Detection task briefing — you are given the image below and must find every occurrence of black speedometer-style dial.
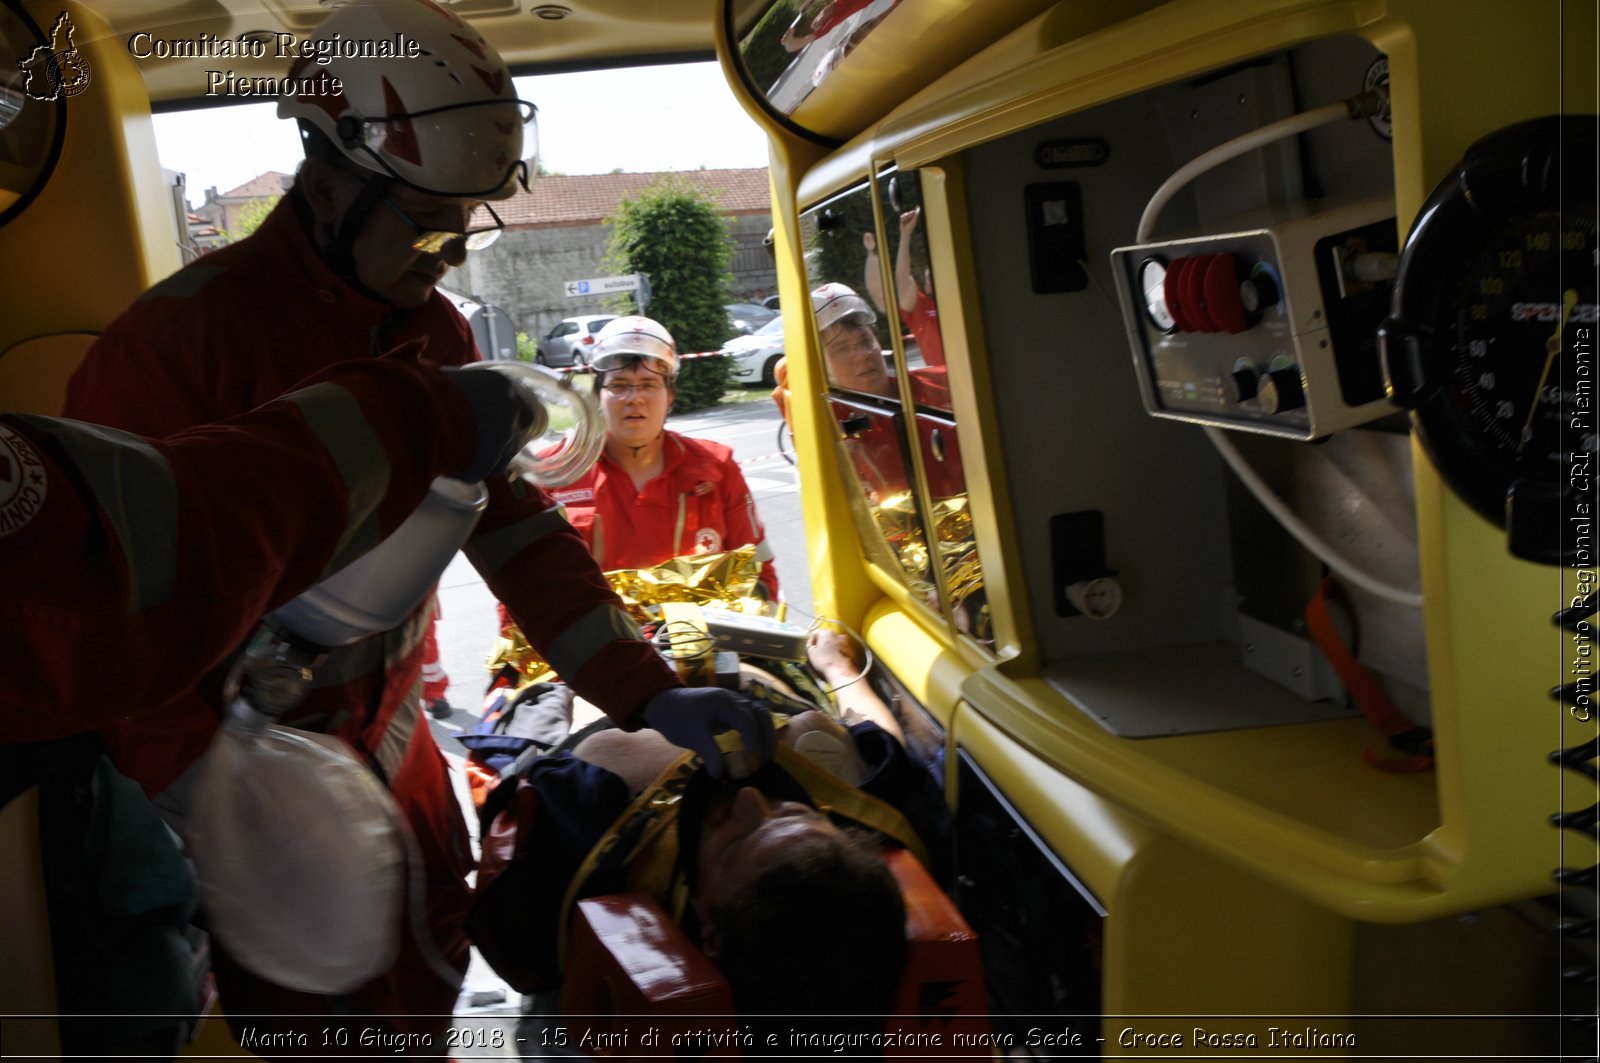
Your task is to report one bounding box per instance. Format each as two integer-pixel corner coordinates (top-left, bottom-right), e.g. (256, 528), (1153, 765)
(1451, 210), (1597, 460)
(1381, 115), (1599, 566)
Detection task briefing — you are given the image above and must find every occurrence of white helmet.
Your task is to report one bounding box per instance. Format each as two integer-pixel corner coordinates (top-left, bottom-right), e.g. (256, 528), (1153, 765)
(591, 316), (678, 375)
(278, 0), (536, 199)
(810, 282), (877, 331)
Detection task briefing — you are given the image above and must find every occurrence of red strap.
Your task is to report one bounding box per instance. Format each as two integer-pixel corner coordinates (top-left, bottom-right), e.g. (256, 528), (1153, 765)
(1304, 576), (1434, 772)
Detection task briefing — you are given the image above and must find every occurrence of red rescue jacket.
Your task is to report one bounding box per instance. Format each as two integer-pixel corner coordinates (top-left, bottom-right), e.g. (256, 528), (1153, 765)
(61, 195), (678, 1026)
(1, 361), (475, 743)
(549, 431), (779, 599)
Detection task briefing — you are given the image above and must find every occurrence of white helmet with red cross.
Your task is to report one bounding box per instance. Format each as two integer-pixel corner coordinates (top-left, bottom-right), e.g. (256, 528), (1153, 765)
(810, 282), (877, 331)
(278, 0), (537, 200)
(590, 316), (678, 376)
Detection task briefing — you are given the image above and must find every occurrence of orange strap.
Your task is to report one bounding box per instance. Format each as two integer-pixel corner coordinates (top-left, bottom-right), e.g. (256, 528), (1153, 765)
(1304, 577), (1434, 773)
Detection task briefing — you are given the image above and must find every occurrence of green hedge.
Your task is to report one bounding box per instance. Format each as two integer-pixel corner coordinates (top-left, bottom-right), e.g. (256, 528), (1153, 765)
(673, 354), (735, 411)
(606, 175), (736, 413)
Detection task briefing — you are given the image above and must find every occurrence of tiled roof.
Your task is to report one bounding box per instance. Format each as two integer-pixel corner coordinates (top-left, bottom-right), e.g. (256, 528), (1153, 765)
(496, 168), (769, 229)
(219, 171), (294, 200)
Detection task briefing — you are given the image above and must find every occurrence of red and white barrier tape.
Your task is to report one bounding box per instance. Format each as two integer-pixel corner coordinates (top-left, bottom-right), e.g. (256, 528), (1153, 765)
(547, 350), (729, 373)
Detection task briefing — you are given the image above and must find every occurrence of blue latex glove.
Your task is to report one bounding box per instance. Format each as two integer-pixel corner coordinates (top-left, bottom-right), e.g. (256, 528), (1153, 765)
(642, 686), (777, 779)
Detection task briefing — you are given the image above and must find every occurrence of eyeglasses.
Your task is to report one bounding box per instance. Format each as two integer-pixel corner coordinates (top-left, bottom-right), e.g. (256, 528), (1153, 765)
(824, 327), (882, 357)
(601, 380), (668, 397)
(381, 197), (505, 254)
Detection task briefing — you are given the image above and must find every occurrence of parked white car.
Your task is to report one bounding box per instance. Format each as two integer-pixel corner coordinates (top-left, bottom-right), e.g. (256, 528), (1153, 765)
(721, 314), (786, 386)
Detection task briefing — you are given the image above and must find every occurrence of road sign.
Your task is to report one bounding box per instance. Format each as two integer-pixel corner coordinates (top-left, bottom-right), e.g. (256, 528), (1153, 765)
(563, 274), (642, 297)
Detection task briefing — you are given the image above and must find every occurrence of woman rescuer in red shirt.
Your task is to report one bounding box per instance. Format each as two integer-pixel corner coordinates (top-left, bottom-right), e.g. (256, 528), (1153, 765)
(548, 315), (779, 598)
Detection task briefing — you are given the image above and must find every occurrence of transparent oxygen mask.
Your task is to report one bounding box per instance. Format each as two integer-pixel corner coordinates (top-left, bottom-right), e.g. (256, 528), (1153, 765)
(465, 360), (606, 489)
(266, 361), (604, 649)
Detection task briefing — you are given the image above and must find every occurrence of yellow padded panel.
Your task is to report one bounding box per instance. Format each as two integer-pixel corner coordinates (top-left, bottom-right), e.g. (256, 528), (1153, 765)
(0, 332), (96, 416)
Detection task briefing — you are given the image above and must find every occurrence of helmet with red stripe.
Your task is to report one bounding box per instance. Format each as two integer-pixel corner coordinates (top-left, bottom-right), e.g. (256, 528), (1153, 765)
(278, 0), (536, 200)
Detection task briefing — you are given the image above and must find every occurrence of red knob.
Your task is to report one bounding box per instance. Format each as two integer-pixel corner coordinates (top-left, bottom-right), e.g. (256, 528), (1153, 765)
(1202, 254), (1249, 333)
(1179, 255), (1216, 331)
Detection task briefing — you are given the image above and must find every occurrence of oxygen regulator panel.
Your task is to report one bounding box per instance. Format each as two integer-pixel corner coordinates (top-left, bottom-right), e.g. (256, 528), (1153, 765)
(1112, 195), (1398, 440)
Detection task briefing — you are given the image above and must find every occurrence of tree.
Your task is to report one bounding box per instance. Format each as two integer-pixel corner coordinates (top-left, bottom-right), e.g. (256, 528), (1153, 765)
(605, 175), (735, 412)
(515, 331), (538, 363)
(220, 195), (279, 244)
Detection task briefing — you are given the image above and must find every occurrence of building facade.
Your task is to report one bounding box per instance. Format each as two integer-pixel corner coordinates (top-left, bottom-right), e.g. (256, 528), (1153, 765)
(192, 171), (293, 240)
(447, 168), (777, 352)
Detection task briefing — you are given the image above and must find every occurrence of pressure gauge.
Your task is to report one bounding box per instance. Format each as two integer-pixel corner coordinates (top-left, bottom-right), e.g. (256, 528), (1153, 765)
(1380, 115), (1599, 566)
(1137, 257), (1177, 333)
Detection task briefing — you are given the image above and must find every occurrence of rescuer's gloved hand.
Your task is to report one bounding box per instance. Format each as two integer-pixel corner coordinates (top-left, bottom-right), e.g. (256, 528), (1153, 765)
(442, 365), (547, 482)
(642, 686), (777, 780)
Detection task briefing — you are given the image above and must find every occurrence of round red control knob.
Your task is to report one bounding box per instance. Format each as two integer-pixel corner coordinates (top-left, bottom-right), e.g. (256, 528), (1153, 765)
(1201, 254), (1249, 333)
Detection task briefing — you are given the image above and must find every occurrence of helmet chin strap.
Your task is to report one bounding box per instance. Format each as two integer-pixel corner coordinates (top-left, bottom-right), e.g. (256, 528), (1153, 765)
(317, 171), (396, 305)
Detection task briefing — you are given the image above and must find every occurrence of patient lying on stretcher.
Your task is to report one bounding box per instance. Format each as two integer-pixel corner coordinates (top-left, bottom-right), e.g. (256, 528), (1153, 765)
(465, 628), (951, 1020)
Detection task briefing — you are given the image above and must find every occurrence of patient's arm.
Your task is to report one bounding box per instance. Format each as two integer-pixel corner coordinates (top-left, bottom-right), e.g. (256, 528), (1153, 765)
(806, 629), (904, 744)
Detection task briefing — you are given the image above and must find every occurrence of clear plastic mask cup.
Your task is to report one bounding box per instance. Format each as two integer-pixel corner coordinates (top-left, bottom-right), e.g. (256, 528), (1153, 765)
(462, 361), (606, 488)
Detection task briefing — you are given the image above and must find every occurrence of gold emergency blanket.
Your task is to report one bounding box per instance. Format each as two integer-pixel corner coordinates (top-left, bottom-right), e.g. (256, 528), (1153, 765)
(606, 546), (768, 622)
(866, 491), (990, 646)
(487, 547), (775, 683)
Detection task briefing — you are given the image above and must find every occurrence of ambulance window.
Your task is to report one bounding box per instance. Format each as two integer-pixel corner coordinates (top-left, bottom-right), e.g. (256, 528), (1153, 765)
(876, 166), (993, 652)
(804, 185), (897, 400)
(873, 169), (948, 408)
(802, 182), (944, 620)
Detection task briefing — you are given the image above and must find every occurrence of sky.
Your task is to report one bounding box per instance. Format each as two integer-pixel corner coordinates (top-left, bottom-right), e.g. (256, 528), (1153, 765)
(152, 61), (772, 207)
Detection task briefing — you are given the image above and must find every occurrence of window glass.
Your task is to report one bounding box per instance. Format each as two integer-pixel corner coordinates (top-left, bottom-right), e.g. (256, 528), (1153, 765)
(802, 182), (937, 614)
(800, 175), (994, 650)
(827, 393), (935, 596)
(877, 168), (992, 650)
(874, 169), (950, 412)
(804, 188), (895, 400)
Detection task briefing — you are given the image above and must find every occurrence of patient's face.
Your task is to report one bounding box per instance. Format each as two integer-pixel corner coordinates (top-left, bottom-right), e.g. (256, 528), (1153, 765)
(694, 785), (841, 909)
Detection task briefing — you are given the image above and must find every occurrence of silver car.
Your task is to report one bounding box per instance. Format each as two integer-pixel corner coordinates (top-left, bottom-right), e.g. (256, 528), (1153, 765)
(534, 314), (615, 367)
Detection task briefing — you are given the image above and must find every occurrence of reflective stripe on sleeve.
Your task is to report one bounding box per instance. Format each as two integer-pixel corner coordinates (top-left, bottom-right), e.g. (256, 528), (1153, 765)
(284, 383), (390, 577)
(306, 603), (434, 693)
(369, 680), (420, 783)
(544, 603), (644, 681)
(15, 415), (177, 614)
(463, 505), (571, 577)
(746, 493), (774, 562)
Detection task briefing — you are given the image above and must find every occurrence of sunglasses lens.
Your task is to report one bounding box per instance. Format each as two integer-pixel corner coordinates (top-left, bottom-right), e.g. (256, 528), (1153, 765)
(412, 232), (455, 255)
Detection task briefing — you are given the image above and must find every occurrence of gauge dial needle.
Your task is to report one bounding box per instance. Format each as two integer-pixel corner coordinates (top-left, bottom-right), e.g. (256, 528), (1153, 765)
(1523, 287), (1578, 442)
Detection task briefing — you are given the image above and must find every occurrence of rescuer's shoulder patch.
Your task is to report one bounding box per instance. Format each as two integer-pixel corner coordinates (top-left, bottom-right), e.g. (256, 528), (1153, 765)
(0, 424), (48, 538)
